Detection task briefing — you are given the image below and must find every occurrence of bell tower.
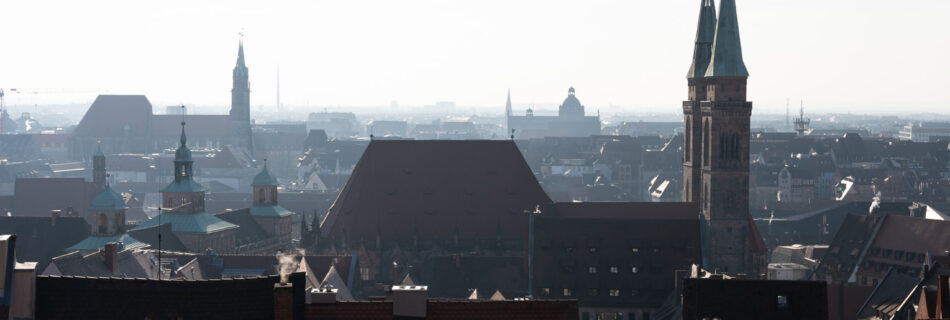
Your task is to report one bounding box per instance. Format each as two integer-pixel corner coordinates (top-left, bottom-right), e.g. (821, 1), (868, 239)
(684, 0), (766, 276)
(229, 39), (253, 152)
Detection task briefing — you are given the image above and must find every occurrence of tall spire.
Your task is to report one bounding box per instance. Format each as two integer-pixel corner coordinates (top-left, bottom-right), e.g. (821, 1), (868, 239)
(705, 0), (749, 77)
(505, 89), (512, 117)
(237, 38), (246, 69)
(687, 0), (717, 79)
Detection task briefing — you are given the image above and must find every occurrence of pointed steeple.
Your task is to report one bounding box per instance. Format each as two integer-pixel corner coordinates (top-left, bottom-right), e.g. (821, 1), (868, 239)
(179, 121), (187, 147)
(687, 0), (717, 78)
(236, 39), (246, 69)
(705, 0), (749, 77)
(505, 89), (512, 117)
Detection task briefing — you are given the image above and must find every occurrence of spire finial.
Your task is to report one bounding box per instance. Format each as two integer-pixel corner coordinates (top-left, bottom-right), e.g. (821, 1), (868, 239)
(179, 107), (187, 147)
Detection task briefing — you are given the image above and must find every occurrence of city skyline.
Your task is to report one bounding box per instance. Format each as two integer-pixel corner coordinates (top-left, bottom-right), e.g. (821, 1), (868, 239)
(1, 0), (948, 114)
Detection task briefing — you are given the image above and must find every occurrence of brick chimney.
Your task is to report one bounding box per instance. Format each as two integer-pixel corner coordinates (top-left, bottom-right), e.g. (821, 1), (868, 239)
(104, 242), (121, 274)
(390, 284), (428, 318)
(274, 283), (294, 320)
(50, 210), (61, 226)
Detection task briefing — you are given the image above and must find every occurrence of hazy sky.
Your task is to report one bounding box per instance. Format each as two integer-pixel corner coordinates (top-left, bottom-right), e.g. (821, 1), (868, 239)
(1, 0), (948, 115)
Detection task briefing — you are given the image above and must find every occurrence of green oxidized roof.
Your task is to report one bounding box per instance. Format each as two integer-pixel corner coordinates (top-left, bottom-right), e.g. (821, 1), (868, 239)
(66, 234), (147, 252)
(94, 141), (105, 157)
(705, 0), (749, 77)
(90, 184), (127, 211)
(252, 165), (277, 186)
(160, 180), (206, 193)
(250, 205), (294, 217)
(687, 0), (717, 79)
(132, 212), (238, 234)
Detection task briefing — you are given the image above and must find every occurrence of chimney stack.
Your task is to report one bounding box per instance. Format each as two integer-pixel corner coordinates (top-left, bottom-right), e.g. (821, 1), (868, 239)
(104, 242), (121, 274)
(50, 210), (61, 226)
(274, 283), (294, 320)
(309, 287), (338, 304)
(390, 284), (428, 318)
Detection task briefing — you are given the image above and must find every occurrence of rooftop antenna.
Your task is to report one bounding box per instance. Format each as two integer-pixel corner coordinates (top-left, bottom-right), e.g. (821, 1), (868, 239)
(785, 98), (790, 131)
(794, 100), (810, 137)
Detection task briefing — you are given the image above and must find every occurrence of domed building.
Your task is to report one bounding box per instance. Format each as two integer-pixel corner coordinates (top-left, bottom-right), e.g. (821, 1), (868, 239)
(506, 87), (601, 139)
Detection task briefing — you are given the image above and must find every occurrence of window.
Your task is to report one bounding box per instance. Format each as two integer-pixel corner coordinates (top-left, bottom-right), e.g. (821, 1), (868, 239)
(613, 312), (624, 320)
(610, 267), (619, 274)
(631, 289), (640, 296)
(609, 289), (620, 297)
(631, 267), (639, 274)
(631, 247), (639, 253)
(589, 247), (598, 253)
(360, 267), (370, 281)
(542, 288), (550, 295)
(628, 312), (637, 320)
(563, 288), (573, 297)
(588, 266), (598, 274)
(777, 295), (788, 309)
(588, 288), (599, 297)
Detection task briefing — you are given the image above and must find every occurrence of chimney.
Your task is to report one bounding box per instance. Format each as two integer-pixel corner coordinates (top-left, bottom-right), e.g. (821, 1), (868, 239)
(104, 242), (121, 274)
(390, 284), (428, 318)
(309, 287), (338, 304)
(274, 283), (294, 320)
(50, 210), (61, 226)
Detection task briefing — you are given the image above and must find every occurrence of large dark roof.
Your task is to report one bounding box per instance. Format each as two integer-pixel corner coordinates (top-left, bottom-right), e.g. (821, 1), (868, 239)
(214, 208), (268, 246)
(127, 223), (188, 252)
(304, 299), (579, 320)
(73, 95), (153, 138)
(35, 273), (306, 319)
(13, 178), (95, 217)
(320, 140), (552, 241)
(151, 114), (230, 138)
(0, 216), (90, 271)
(550, 202), (698, 220)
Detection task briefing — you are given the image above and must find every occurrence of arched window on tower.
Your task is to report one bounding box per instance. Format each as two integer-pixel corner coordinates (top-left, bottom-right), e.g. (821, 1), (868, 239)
(98, 213), (108, 234)
(258, 188), (265, 204)
(684, 118), (691, 162)
(702, 120), (709, 166)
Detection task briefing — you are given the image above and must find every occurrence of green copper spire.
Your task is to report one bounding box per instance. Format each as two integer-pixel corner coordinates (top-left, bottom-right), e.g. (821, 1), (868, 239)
(705, 0), (749, 77)
(687, 0), (717, 79)
(94, 139), (104, 157)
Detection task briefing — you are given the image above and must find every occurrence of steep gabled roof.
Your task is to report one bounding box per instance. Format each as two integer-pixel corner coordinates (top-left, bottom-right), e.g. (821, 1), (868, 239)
(74, 95), (153, 138)
(320, 140), (552, 241)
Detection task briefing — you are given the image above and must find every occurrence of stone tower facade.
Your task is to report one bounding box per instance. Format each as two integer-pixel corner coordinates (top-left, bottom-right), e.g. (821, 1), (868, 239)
(93, 141), (107, 194)
(229, 41), (253, 152)
(683, 0), (766, 276)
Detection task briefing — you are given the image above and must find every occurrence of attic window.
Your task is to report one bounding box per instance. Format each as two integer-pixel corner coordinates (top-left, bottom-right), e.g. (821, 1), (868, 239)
(776, 295), (788, 309)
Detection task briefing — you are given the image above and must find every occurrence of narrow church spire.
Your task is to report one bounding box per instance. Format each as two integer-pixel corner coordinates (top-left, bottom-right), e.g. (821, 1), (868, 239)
(505, 89), (512, 117)
(687, 0), (717, 79)
(705, 0), (749, 77)
(179, 121), (187, 147)
(237, 39), (246, 68)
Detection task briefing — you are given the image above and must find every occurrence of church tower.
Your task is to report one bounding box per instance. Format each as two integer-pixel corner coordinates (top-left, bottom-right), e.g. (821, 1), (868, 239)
(161, 121), (206, 213)
(683, 0), (766, 276)
(93, 140), (107, 194)
(229, 40), (253, 152)
(250, 162), (294, 243)
(682, 0), (716, 204)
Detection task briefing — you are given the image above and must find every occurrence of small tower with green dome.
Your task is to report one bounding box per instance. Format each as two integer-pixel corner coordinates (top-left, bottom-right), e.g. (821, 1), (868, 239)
(250, 161), (294, 242)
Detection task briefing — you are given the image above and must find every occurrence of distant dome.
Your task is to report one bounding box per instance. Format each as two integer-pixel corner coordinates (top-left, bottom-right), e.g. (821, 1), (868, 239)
(90, 185), (127, 211)
(559, 87), (584, 117)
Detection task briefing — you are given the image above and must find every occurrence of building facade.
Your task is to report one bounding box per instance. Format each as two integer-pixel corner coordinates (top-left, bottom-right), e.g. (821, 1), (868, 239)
(507, 87), (601, 139)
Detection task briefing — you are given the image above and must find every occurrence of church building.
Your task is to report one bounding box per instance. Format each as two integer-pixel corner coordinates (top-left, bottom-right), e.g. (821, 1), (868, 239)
(506, 87), (601, 139)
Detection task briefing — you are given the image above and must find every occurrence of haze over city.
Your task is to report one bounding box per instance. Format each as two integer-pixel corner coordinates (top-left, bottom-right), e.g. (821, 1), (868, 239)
(2, 1), (950, 319)
(2, 0), (948, 114)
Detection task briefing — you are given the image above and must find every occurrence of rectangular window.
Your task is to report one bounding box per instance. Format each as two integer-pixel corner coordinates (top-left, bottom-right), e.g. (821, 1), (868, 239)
(588, 288), (598, 297)
(542, 288), (550, 295)
(610, 267), (619, 274)
(563, 288), (573, 297)
(777, 295), (788, 309)
(631, 267), (639, 274)
(589, 266), (598, 274)
(609, 289), (620, 297)
(613, 312), (624, 320)
(631, 248), (639, 253)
